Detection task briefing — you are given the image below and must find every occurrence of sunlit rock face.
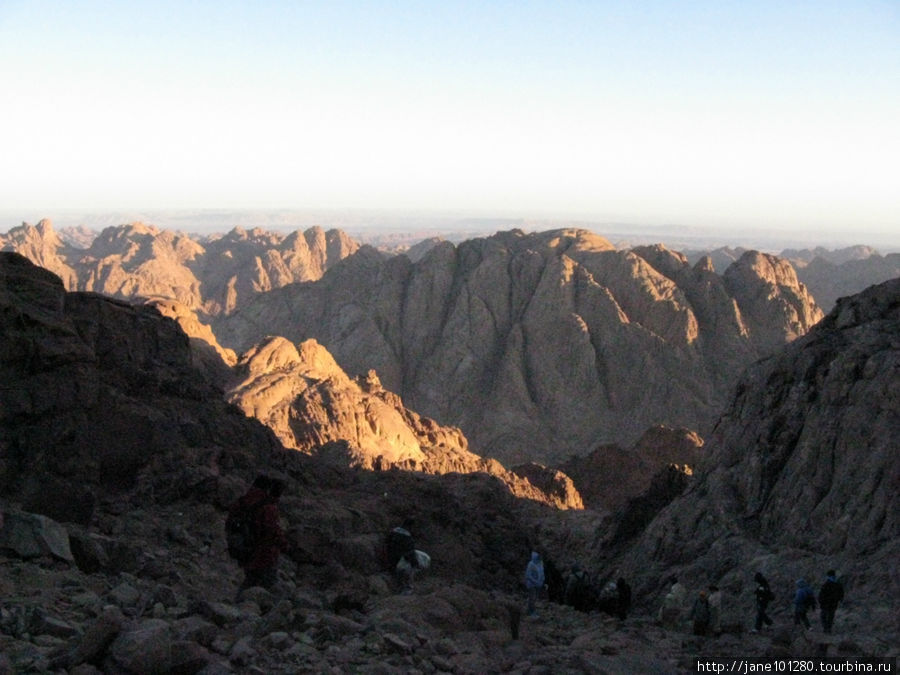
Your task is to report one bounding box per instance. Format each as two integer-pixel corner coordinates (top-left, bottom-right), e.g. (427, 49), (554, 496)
(226, 336), (584, 510)
(219, 229), (823, 465)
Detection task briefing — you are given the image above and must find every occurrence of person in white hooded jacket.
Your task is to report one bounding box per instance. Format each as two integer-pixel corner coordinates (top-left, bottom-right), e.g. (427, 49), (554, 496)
(525, 551), (545, 616)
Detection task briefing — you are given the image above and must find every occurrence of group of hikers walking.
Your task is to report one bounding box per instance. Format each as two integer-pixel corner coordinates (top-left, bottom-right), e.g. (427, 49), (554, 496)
(224, 475), (845, 638)
(523, 551), (631, 620)
(657, 570), (844, 637)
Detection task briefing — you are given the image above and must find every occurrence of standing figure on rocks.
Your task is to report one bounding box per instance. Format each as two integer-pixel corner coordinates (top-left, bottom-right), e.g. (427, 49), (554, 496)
(524, 551), (545, 617)
(793, 578), (816, 629)
(818, 570), (844, 634)
(753, 572), (774, 631)
(690, 590), (711, 636)
(227, 475), (286, 599)
(658, 576), (687, 629)
(707, 585), (722, 636)
(386, 518), (418, 594)
(616, 578), (632, 620)
(564, 563), (589, 611)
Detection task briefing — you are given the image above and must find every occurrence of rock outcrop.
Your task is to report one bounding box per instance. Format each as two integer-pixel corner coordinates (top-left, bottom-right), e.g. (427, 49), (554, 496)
(558, 425), (703, 512)
(609, 277), (900, 640)
(722, 250), (824, 354)
(0, 250), (284, 522)
(226, 335), (583, 509)
(219, 229), (823, 465)
(0, 219), (79, 289)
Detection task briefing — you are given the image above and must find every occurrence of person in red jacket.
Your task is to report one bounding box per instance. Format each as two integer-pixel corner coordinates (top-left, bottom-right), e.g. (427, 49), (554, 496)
(232, 475), (286, 598)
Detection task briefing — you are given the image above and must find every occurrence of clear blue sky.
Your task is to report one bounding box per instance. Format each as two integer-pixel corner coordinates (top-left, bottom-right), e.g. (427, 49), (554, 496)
(1, 1), (898, 236)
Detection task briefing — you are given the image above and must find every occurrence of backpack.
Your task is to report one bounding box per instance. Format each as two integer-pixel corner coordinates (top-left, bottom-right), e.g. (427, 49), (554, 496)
(820, 579), (843, 607)
(805, 591), (817, 611)
(386, 527), (415, 568)
(693, 597), (710, 624)
(800, 587), (816, 611)
(225, 502), (262, 564)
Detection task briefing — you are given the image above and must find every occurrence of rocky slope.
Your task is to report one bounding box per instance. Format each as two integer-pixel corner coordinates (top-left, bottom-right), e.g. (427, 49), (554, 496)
(602, 277), (900, 649)
(217, 229), (823, 465)
(558, 425), (703, 512)
(793, 253), (900, 313)
(0, 219), (359, 319)
(226, 335), (583, 509)
(1, 253), (894, 673)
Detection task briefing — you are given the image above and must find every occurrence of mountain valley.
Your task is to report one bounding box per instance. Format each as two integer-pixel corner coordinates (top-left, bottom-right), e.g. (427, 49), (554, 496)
(1, 221), (898, 672)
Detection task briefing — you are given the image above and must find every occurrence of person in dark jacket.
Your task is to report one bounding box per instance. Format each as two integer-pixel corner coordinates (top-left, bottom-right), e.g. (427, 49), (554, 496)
(690, 590), (711, 636)
(386, 518), (418, 594)
(753, 572), (774, 631)
(818, 570), (844, 634)
(616, 578), (632, 620)
(564, 564), (589, 611)
(232, 475), (287, 598)
(793, 578), (816, 629)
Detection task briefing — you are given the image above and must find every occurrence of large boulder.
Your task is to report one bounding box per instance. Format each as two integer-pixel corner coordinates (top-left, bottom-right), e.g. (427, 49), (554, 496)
(0, 510), (74, 562)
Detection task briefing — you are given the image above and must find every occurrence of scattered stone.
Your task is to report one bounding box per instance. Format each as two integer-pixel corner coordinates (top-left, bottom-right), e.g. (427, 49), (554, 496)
(65, 606), (125, 668)
(108, 618), (172, 674)
(383, 632), (414, 654)
(228, 635), (256, 666)
(0, 510), (74, 562)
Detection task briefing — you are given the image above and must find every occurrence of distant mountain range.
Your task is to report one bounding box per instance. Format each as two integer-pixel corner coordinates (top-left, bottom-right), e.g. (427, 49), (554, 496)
(213, 228), (823, 464)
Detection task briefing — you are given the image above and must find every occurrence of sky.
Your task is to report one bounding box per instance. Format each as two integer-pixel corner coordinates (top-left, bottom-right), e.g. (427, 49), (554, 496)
(1, 1), (898, 241)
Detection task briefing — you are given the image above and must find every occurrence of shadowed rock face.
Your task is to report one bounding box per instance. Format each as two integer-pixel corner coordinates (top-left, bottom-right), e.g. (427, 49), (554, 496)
(218, 229), (822, 465)
(793, 252), (900, 313)
(0, 219), (359, 319)
(611, 278), (899, 635)
(558, 425), (703, 512)
(0, 251), (284, 523)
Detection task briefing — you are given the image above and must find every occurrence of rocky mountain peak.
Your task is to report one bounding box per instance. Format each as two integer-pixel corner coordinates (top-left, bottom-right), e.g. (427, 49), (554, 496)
(723, 249), (824, 353)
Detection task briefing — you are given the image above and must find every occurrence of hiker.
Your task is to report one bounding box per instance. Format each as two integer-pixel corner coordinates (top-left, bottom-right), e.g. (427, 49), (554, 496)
(228, 475), (286, 598)
(658, 576), (687, 629)
(564, 563), (590, 611)
(818, 570), (844, 634)
(543, 557), (566, 604)
(707, 585), (722, 635)
(753, 572), (774, 631)
(616, 577), (632, 620)
(524, 551), (545, 616)
(598, 580), (619, 616)
(690, 589), (711, 636)
(793, 578), (816, 629)
(386, 518), (418, 594)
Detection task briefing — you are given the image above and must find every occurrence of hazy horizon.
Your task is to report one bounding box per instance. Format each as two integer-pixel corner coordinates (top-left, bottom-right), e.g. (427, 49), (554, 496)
(3, 207), (899, 255)
(1, 2), (898, 241)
